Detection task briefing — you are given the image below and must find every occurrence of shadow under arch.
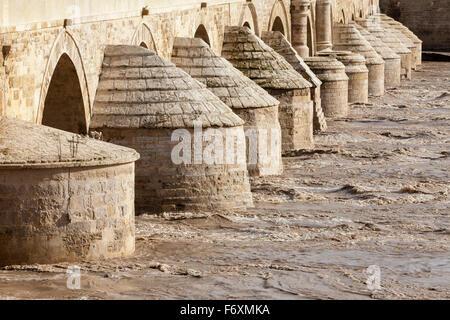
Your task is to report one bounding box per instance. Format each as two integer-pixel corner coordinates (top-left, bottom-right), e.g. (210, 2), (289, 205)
(307, 16), (314, 56)
(353, 2), (359, 21)
(339, 9), (346, 24)
(42, 53), (87, 134)
(37, 30), (90, 134)
(194, 24), (210, 46)
(272, 16), (285, 35)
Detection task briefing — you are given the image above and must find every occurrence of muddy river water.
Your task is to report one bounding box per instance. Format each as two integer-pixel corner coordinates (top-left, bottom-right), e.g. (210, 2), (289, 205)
(0, 62), (449, 300)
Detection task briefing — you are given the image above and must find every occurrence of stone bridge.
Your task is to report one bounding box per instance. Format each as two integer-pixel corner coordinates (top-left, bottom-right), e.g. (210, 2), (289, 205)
(0, 0), (379, 134)
(4, 0), (435, 266)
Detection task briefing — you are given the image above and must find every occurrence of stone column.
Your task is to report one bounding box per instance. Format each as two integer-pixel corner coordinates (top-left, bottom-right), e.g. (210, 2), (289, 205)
(291, 0), (312, 58)
(316, 0), (333, 52)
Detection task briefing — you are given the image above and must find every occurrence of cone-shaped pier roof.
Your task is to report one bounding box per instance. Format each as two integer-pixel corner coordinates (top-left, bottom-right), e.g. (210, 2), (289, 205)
(221, 27), (312, 91)
(261, 31), (322, 88)
(171, 37), (279, 110)
(376, 15), (415, 50)
(357, 17), (411, 55)
(354, 23), (400, 60)
(91, 45), (244, 129)
(0, 117), (139, 169)
(378, 14), (422, 44)
(333, 23), (384, 66)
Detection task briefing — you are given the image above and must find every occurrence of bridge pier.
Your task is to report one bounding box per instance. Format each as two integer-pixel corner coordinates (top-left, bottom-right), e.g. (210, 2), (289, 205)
(357, 16), (412, 80)
(377, 14), (418, 70)
(172, 37), (283, 177)
(222, 26), (315, 153)
(0, 118), (139, 266)
(333, 23), (386, 97)
(354, 23), (402, 89)
(261, 30), (327, 133)
(378, 14), (423, 68)
(304, 56), (349, 118)
(327, 51), (369, 104)
(91, 45), (254, 214)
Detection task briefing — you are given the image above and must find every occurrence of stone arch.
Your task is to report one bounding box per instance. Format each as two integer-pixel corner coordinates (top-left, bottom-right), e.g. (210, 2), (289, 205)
(238, 3), (260, 35)
(132, 22), (158, 53)
(194, 24), (211, 46)
(307, 15), (314, 56)
(37, 30), (90, 134)
(339, 9), (346, 24)
(42, 53), (87, 134)
(272, 16), (285, 35)
(359, 9), (364, 18)
(268, 0), (290, 41)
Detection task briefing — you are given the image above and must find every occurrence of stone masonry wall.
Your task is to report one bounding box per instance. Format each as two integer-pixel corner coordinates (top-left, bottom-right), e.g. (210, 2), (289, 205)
(0, 163), (136, 266)
(99, 127), (254, 214)
(0, 0), (378, 127)
(380, 0), (450, 51)
(233, 106), (284, 177)
(269, 88), (315, 152)
(0, 0), (288, 126)
(346, 67), (368, 103)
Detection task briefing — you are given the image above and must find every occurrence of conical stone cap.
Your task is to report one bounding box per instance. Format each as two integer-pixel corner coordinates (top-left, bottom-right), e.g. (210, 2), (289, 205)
(221, 27), (312, 90)
(171, 37), (279, 110)
(357, 17), (411, 55)
(260, 31), (327, 132)
(354, 23), (400, 60)
(327, 51), (368, 73)
(333, 23), (384, 66)
(377, 14), (422, 44)
(261, 31), (322, 88)
(318, 50), (368, 75)
(91, 45), (244, 130)
(382, 16), (422, 44)
(0, 117), (139, 169)
(303, 56), (349, 82)
(376, 16), (415, 50)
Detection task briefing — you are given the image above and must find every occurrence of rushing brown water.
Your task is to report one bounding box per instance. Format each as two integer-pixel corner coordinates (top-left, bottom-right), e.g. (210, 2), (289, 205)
(0, 62), (449, 300)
